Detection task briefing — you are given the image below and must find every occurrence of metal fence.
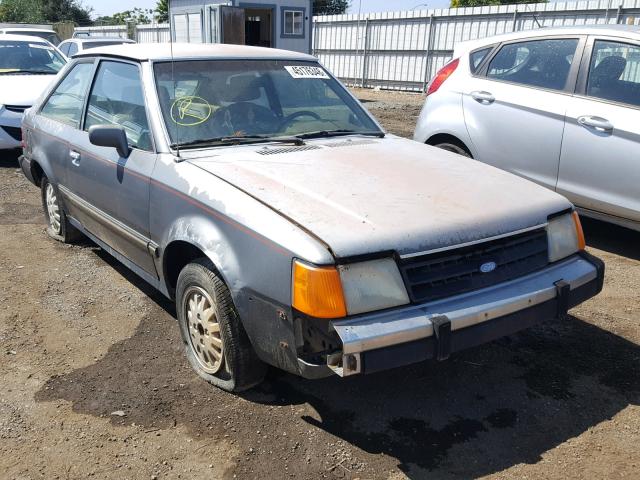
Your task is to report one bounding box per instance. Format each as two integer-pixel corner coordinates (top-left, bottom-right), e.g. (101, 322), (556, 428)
(313, 0), (640, 91)
(73, 24), (170, 43)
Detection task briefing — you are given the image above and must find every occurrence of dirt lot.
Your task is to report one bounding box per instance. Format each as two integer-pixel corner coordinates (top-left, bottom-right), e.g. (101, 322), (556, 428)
(1, 89), (639, 480)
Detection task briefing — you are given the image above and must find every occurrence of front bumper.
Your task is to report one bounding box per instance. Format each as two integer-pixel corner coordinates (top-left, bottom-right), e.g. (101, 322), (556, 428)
(0, 107), (24, 150)
(299, 251), (604, 378)
(0, 125), (21, 150)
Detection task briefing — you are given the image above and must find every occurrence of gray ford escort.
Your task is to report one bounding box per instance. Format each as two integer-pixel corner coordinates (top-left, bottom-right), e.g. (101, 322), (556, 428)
(18, 43), (604, 392)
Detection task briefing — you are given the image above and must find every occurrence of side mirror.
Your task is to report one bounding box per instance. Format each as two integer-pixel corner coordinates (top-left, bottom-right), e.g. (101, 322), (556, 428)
(88, 125), (131, 158)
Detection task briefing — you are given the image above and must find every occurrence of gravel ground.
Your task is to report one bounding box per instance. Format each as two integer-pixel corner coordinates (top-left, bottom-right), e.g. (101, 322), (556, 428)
(0, 89), (639, 480)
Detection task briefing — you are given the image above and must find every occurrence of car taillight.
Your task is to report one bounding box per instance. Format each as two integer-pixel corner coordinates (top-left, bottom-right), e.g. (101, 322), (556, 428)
(21, 127), (26, 149)
(426, 58), (459, 96)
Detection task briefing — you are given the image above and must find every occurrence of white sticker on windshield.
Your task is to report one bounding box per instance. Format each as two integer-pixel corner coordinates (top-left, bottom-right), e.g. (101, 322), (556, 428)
(285, 65), (330, 79)
(29, 43), (53, 50)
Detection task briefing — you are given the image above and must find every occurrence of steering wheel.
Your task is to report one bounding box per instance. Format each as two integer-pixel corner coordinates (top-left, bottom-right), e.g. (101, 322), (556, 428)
(278, 110), (321, 130)
(210, 102), (279, 135)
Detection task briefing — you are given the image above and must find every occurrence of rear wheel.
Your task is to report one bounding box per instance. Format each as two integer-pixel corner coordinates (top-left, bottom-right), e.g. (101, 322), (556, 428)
(176, 258), (267, 392)
(434, 142), (471, 158)
(40, 176), (80, 243)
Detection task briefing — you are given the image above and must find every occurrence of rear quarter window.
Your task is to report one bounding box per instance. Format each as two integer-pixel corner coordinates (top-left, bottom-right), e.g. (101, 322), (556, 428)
(469, 47), (493, 74)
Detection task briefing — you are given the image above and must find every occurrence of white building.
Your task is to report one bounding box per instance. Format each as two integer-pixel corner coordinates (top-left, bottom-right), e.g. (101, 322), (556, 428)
(170, 0), (312, 53)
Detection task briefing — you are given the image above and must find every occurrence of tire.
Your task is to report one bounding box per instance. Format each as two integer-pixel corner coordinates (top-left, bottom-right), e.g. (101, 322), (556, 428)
(40, 176), (81, 243)
(176, 258), (267, 392)
(434, 142), (471, 158)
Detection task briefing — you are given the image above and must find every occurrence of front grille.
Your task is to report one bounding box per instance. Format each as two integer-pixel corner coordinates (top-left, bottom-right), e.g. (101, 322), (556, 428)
(4, 105), (28, 114)
(1, 126), (22, 141)
(399, 228), (549, 303)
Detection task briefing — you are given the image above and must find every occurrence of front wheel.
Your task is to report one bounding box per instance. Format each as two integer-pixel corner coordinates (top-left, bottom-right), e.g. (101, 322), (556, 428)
(434, 142), (471, 158)
(176, 259), (267, 392)
(40, 176), (81, 243)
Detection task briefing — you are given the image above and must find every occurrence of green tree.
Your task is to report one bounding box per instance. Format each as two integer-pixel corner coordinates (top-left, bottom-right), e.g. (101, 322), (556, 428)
(313, 0), (350, 15)
(156, 0), (169, 23)
(94, 8), (154, 26)
(39, 0), (93, 25)
(451, 0), (547, 6)
(0, 0), (43, 23)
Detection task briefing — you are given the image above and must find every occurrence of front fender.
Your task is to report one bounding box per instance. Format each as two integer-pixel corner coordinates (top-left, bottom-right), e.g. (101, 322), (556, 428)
(156, 212), (304, 376)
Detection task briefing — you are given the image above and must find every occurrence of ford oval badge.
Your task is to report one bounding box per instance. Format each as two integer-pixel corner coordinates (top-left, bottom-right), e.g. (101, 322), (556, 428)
(480, 261), (497, 273)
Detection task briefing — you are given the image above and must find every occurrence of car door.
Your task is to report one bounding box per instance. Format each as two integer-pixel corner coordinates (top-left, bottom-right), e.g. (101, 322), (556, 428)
(35, 60), (96, 188)
(65, 59), (159, 277)
(462, 36), (585, 190)
(557, 36), (640, 225)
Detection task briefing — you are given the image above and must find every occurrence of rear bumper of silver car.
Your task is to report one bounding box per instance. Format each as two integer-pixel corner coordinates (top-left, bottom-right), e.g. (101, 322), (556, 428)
(298, 251), (604, 378)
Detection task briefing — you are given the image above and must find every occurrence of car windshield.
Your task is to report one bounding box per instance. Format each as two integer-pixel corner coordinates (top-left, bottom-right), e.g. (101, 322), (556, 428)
(0, 41), (66, 74)
(84, 41), (129, 49)
(154, 60), (382, 146)
(6, 30), (59, 45)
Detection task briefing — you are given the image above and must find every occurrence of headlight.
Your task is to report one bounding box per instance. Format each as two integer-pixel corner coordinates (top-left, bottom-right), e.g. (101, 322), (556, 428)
(292, 258), (409, 318)
(338, 258), (410, 315)
(547, 211), (586, 263)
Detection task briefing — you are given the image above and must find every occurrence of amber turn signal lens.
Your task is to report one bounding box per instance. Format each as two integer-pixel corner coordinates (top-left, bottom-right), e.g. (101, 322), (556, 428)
(572, 211), (586, 251)
(292, 260), (347, 319)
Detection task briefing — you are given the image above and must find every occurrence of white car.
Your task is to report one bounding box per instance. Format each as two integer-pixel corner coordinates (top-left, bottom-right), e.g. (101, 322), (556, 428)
(0, 34), (66, 150)
(58, 37), (135, 57)
(414, 25), (640, 232)
(0, 27), (61, 45)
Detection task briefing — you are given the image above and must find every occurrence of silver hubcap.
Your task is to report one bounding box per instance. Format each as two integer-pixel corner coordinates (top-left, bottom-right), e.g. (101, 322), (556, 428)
(185, 286), (224, 374)
(45, 183), (61, 234)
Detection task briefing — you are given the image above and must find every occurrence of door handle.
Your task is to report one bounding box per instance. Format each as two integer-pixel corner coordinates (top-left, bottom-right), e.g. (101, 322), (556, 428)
(577, 116), (613, 132)
(470, 91), (495, 104)
(69, 150), (81, 166)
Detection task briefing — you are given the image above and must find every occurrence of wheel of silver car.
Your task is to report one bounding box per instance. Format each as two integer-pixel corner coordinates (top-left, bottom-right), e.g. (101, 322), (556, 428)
(176, 258), (267, 392)
(434, 142), (471, 158)
(184, 285), (225, 374)
(40, 176), (81, 243)
(45, 182), (61, 234)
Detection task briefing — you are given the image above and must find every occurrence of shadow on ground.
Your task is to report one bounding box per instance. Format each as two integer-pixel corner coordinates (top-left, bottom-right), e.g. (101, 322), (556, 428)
(35, 243), (640, 479)
(0, 150), (21, 167)
(583, 216), (640, 261)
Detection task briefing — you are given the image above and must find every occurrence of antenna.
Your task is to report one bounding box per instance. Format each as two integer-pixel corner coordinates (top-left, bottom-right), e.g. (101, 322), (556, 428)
(169, 0), (181, 159)
(524, 4), (543, 29)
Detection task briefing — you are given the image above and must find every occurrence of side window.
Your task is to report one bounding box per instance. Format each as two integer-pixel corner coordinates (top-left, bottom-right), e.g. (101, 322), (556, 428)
(85, 61), (152, 151)
(487, 38), (579, 91)
(59, 42), (70, 56)
(587, 40), (640, 107)
(469, 47), (492, 74)
(68, 43), (78, 57)
(40, 62), (94, 127)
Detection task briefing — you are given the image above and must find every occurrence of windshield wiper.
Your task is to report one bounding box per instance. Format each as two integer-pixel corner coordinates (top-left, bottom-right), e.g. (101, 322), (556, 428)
(296, 129), (385, 140)
(0, 70), (57, 75)
(171, 135), (305, 149)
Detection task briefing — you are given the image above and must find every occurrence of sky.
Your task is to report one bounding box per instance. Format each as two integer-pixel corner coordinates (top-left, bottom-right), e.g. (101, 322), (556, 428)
(88, 0), (452, 19)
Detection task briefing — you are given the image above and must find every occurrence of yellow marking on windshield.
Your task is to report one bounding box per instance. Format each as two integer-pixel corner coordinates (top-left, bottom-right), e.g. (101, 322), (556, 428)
(170, 96), (212, 126)
(0, 69), (19, 73)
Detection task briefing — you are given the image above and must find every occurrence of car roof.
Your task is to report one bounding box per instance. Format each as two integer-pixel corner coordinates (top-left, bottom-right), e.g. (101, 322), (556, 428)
(456, 24), (640, 53)
(74, 42), (316, 62)
(0, 33), (54, 43)
(70, 38), (135, 44)
(0, 28), (56, 33)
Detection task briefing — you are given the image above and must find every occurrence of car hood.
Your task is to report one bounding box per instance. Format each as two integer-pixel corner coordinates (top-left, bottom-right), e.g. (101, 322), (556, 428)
(186, 136), (571, 258)
(0, 75), (57, 106)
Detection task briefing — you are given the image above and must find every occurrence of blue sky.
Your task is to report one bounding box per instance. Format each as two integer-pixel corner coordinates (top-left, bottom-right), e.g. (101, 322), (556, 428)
(88, 0), (451, 18)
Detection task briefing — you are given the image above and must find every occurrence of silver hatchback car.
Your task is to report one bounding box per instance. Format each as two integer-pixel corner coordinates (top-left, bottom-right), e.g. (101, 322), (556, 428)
(414, 25), (640, 232)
